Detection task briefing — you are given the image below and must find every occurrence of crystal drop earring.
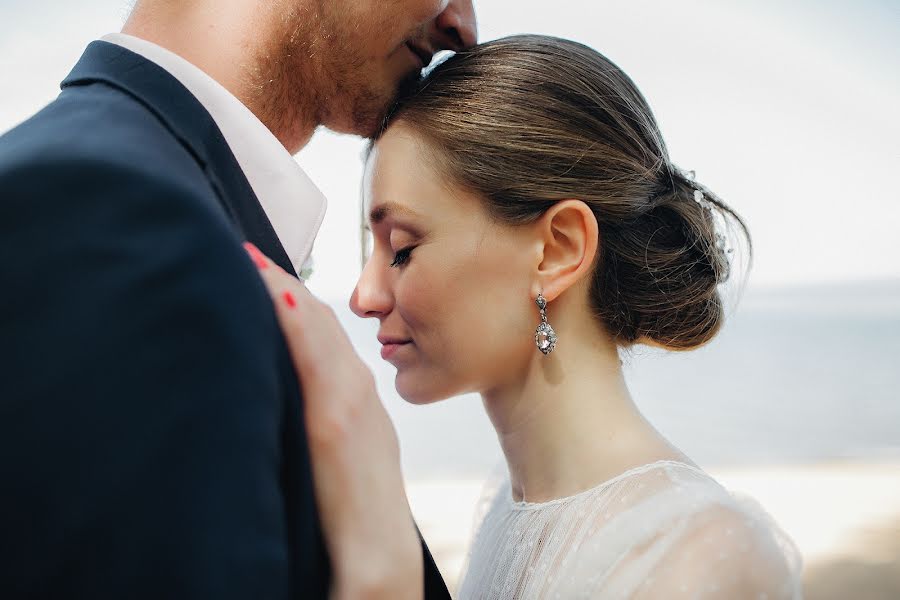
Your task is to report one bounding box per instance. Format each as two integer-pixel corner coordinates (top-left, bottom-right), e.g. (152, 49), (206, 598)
(534, 293), (558, 355)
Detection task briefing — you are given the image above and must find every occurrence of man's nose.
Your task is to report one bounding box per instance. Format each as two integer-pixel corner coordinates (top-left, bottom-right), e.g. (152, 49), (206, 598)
(432, 0), (478, 51)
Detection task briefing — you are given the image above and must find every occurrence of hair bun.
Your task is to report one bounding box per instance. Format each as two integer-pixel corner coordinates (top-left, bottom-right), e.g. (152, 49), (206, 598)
(594, 171), (745, 351)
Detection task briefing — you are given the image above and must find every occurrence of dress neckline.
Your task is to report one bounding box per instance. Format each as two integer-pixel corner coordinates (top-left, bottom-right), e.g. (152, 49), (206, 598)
(507, 459), (705, 510)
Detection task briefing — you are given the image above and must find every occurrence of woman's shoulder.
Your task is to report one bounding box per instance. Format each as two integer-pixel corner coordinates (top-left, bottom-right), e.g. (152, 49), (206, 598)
(616, 461), (802, 566)
(628, 496), (804, 599)
(551, 461), (803, 598)
(605, 461), (804, 598)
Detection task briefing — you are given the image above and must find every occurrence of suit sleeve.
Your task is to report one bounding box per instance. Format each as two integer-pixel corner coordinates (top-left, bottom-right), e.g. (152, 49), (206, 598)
(0, 157), (302, 598)
(421, 528), (452, 599)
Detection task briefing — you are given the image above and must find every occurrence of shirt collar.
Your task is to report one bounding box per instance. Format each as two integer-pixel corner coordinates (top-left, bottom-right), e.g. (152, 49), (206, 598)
(101, 32), (327, 277)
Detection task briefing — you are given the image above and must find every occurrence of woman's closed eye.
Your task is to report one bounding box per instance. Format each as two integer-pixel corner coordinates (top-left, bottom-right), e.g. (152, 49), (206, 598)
(390, 246), (415, 268)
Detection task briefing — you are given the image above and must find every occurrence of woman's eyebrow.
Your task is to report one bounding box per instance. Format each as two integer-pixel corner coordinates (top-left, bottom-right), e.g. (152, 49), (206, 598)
(369, 201), (420, 226)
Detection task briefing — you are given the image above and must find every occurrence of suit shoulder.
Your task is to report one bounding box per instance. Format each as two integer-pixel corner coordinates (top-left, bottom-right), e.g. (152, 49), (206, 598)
(0, 83), (230, 233)
(0, 81), (209, 195)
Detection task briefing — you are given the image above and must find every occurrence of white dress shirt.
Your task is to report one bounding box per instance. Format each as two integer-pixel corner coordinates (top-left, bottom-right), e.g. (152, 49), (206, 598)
(101, 33), (326, 278)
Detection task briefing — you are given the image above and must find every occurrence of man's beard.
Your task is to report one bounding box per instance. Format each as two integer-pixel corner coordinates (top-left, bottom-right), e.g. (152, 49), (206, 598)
(245, 5), (423, 145)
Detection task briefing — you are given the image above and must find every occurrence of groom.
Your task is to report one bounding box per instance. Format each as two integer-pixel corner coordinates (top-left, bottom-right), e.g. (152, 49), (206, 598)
(0, 1), (475, 598)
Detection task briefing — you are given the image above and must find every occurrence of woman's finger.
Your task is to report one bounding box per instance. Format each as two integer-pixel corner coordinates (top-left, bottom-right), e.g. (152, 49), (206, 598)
(243, 242), (308, 299)
(243, 241), (315, 345)
(242, 242), (359, 388)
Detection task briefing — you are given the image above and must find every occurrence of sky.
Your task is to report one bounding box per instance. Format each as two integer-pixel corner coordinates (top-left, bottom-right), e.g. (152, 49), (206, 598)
(1, 0), (897, 302)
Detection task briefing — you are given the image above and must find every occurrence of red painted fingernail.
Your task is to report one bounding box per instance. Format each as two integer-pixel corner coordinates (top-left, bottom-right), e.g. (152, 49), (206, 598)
(283, 291), (297, 308)
(243, 242), (268, 270)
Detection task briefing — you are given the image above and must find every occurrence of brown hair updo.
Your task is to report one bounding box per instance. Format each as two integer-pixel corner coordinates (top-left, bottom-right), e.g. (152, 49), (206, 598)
(377, 35), (751, 351)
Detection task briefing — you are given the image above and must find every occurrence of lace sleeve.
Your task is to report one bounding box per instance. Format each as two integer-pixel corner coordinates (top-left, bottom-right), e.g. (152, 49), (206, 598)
(629, 502), (803, 599)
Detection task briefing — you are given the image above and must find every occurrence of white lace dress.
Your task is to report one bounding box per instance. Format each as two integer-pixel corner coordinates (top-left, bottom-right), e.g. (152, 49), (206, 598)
(457, 461), (803, 599)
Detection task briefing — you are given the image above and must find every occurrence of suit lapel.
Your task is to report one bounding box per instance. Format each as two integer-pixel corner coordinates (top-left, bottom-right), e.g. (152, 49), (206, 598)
(61, 41), (296, 274)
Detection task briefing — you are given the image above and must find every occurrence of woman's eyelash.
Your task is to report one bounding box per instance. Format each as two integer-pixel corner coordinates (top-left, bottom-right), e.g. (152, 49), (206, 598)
(390, 246), (415, 268)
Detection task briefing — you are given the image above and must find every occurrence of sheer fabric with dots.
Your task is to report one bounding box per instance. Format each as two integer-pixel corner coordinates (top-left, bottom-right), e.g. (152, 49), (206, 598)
(457, 461), (802, 599)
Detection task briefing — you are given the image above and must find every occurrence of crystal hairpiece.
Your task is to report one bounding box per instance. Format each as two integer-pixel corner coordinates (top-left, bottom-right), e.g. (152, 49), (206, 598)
(677, 167), (734, 258)
(693, 189), (715, 211)
(677, 168), (714, 211)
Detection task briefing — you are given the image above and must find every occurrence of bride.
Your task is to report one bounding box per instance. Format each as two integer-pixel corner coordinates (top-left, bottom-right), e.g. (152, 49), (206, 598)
(246, 34), (802, 599)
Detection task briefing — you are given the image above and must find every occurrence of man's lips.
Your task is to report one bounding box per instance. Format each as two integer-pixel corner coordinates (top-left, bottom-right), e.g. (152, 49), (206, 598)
(404, 42), (433, 70)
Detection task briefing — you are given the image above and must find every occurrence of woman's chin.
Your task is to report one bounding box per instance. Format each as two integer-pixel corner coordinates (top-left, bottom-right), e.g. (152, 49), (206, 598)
(394, 372), (453, 405)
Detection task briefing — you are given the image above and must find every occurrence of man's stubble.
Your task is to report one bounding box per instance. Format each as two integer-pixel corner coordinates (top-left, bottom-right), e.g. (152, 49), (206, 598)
(244, 1), (414, 149)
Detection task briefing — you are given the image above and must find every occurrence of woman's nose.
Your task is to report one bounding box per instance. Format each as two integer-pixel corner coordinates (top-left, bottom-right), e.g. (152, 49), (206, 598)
(350, 261), (394, 319)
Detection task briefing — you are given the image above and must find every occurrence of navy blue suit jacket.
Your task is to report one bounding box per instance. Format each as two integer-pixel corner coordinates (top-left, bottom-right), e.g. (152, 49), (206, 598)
(0, 41), (449, 599)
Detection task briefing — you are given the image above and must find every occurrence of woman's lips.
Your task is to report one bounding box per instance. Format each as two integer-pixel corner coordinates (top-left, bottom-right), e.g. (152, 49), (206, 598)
(381, 341), (412, 360)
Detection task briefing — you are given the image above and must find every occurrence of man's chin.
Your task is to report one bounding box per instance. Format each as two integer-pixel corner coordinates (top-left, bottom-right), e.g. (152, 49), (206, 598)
(320, 116), (382, 139)
(326, 73), (425, 139)
(397, 65), (426, 92)
(320, 101), (389, 139)
(392, 69), (426, 108)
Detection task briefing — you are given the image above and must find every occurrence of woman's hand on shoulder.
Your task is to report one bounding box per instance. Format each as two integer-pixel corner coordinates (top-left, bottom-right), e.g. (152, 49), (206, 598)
(244, 243), (423, 600)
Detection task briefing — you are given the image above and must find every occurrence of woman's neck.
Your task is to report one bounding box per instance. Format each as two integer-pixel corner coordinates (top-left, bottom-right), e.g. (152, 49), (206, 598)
(481, 310), (687, 503)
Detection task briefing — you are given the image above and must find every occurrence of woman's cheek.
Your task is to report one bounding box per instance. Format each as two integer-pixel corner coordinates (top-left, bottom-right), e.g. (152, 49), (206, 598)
(396, 252), (453, 327)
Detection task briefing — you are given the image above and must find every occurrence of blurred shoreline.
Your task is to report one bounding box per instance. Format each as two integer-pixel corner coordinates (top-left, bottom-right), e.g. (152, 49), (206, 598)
(407, 458), (900, 598)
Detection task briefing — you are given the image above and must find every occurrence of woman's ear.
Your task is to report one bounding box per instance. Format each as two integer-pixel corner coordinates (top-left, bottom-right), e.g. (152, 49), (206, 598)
(532, 199), (599, 301)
